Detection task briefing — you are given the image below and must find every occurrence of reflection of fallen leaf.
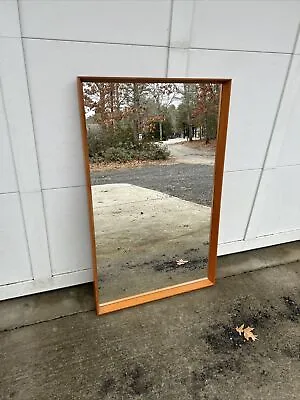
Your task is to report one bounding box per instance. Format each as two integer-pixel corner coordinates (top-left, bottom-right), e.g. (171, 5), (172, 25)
(243, 326), (258, 342)
(176, 259), (189, 266)
(235, 324), (245, 336)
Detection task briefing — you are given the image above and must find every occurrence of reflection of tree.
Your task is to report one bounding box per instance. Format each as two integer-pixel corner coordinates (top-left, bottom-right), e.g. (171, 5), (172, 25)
(193, 83), (220, 143)
(175, 83), (220, 142)
(83, 81), (220, 143)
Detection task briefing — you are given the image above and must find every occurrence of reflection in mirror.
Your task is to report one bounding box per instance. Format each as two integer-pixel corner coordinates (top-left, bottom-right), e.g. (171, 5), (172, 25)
(81, 80), (221, 305)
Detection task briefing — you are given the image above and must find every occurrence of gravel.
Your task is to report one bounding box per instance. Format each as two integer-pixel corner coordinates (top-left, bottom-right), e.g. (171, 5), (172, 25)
(91, 163), (214, 207)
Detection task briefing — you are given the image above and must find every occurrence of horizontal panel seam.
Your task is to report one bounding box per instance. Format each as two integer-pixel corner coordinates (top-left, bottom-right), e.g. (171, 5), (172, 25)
(219, 228), (300, 245)
(0, 35), (21, 39)
(21, 37), (168, 49)
(52, 268), (92, 277)
(20, 37), (296, 55)
(0, 278), (34, 288)
(42, 185), (85, 191)
(0, 190), (19, 195)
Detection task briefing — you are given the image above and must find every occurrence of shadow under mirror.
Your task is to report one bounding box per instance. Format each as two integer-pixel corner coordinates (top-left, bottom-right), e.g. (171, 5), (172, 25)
(79, 79), (224, 308)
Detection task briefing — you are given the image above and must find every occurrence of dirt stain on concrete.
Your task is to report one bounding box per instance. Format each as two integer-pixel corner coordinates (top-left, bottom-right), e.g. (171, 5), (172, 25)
(126, 249), (208, 273)
(99, 377), (115, 396)
(187, 294), (300, 399)
(125, 365), (152, 395)
(282, 296), (300, 321)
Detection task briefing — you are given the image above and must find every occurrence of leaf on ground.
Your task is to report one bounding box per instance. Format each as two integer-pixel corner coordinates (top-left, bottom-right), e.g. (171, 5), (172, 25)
(235, 324), (245, 336)
(234, 324), (258, 342)
(176, 259), (189, 266)
(243, 326), (258, 342)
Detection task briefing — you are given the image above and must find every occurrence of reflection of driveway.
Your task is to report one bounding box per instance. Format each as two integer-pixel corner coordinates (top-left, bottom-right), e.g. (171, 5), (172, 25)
(91, 163), (214, 207)
(92, 183), (211, 301)
(93, 183), (211, 267)
(166, 142), (215, 165)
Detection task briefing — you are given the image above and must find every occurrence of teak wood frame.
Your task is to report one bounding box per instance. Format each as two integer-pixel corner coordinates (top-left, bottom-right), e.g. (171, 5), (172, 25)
(77, 77), (231, 316)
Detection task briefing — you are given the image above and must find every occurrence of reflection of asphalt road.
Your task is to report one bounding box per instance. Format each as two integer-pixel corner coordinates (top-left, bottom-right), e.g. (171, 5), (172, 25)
(91, 163), (214, 207)
(166, 142), (215, 165)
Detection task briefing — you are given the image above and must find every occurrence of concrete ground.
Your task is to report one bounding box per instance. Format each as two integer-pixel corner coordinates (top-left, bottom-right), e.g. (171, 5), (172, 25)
(166, 140), (215, 165)
(1, 148), (299, 398)
(0, 256), (299, 400)
(92, 183), (211, 302)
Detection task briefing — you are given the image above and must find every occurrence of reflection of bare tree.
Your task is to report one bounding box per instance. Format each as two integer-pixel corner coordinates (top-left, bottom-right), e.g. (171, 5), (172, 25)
(83, 81), (220, 163)
(84, 82), (181, 137)
(193, 83), (220, 143)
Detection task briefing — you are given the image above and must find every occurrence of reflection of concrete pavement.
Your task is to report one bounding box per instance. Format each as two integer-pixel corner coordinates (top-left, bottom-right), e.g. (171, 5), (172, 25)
(160, 138), (186, 145)
(165, 141), (215, 165)
(92, 183), (211, 301)
(92, 183), (211, 266)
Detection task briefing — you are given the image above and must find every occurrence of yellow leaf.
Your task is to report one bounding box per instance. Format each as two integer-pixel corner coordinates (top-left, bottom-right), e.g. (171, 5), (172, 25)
(235, 324), (245, 336)
(243, 326), (258, 342)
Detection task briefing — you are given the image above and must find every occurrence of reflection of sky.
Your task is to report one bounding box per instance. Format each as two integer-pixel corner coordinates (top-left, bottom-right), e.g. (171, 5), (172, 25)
(86, 108), (96, 118)
(161, 92), (183, 108)
(84, 82), (186, 118)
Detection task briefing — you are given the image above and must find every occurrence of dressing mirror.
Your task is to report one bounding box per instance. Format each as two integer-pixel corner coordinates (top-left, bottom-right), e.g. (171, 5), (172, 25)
(77, 77), (231, 315)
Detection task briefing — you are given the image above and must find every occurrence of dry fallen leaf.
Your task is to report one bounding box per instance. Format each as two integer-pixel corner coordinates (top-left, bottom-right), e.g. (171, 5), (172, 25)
(243, 326), (258, 342)
(176, 259), (189, 266)
(235, 324), (245, 336)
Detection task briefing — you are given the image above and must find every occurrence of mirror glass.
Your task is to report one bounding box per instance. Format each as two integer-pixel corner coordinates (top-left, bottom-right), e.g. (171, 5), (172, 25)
(81, 80), (221, 304)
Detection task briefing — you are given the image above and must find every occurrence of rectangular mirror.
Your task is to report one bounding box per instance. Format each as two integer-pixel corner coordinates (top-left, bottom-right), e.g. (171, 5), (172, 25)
(77, 77), (231, 315)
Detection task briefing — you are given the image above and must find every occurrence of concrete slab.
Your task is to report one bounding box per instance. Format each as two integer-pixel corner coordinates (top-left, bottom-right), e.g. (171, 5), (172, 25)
(0, 284), (94, 331)
(218, 240), (300, 278)
(0, 262), (299, 400)
(1, 240), (299, 332)
(92, 184), (211, 302)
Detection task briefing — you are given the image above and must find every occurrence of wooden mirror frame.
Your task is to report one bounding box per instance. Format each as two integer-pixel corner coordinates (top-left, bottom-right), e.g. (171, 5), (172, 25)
(77, 77), (231, 315)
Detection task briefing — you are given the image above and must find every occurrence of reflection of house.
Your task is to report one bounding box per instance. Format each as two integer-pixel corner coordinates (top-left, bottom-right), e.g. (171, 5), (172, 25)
(1, 1), (300, 300)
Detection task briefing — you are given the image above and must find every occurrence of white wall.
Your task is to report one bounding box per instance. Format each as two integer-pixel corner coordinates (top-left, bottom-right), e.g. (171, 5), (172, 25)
(1, 0), (300, 300)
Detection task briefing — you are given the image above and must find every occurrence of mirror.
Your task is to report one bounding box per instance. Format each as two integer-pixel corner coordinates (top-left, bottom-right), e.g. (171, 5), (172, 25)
(77, 78), (231, 315)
